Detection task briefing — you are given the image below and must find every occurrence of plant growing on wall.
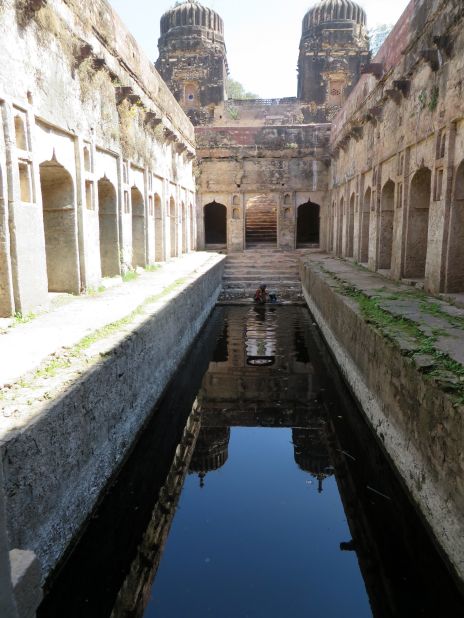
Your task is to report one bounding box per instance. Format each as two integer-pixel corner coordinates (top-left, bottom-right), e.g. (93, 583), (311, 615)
(428, 86), (439, 112)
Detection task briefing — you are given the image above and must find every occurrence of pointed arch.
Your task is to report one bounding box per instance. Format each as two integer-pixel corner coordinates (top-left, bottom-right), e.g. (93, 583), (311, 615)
(131, 186), (146, 268)
(404, 168), (431, 279)
(379, 180), (395, 270)
(98, 178), (119, 277)
(39, 160), (79, 293)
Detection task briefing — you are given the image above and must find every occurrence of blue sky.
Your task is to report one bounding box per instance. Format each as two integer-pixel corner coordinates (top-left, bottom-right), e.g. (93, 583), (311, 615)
(108, 0), (410, 98)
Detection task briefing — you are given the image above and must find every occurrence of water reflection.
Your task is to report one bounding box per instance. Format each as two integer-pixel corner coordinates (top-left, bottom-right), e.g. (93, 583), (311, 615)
(38, 307), (464, 618)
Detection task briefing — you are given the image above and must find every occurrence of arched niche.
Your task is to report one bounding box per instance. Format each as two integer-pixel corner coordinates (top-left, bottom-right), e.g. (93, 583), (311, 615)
(360, 187), (371, 263)
(379, 180), (395, 270)
(154, 193), (164, 261)
(404, 168), (431, 279)
(204, 201), (227, 245)
(446, 160), (464, 291)
(98, 178), (119, 277)
(39, 159), (79, 293)
(296, 201), (320, 246)
(131, 186), (146, 268)
(169, 196), (177, 257)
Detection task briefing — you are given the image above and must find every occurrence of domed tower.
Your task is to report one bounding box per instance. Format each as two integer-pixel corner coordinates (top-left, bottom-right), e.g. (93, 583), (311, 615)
(298, 0), (370, 119)
(156, 0), (228, 125)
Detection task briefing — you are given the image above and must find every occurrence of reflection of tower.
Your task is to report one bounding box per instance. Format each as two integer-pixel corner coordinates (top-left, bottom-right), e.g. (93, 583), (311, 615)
(298, 0), (370, 120)
(293, 422), (333, 493)
(156, 0), (228, 126)
(189, 427), (230, 487)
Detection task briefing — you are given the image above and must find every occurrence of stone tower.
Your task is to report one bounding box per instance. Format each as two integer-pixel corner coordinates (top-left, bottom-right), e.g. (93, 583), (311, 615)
(156, 0), (228, 125)
(298, 0), (370, 119)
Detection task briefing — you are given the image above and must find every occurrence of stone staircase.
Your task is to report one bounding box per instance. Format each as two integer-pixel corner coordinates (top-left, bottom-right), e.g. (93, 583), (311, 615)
(245, 196), (277, 245)
(219, 249), (305, 301)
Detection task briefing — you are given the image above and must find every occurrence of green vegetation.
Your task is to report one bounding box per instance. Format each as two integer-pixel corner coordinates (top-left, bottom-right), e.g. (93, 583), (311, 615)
(13, 311), (37, 325)
(122, 271), (139, 283)
(86, 285), (106, 296)
(144, 264), (161, 272)
(328, 276), (464, 402)
(226, 77), (259, 100)
(28, 277), (188, 386)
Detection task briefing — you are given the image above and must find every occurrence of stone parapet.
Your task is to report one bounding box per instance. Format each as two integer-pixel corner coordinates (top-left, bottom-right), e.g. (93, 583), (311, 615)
(301, 253), (464, 589)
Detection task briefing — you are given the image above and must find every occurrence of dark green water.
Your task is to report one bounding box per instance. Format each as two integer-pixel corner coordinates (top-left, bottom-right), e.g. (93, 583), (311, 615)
(38, 306), (464, 618)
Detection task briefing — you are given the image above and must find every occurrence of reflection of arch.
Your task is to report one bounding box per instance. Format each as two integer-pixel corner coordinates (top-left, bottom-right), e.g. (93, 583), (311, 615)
(296, 201), (320, 245)
(379, 180), (395, 270)
(98, 178), (119, 277)
(14, 115), (27, 150)
(404, 168), (431, 279)
(39, 160), (79, 293)
(181, 201), (187, 253)
(347, 193), (355, 257)
(204, 201), (227, 245)
(154, 193), (164, 261)
(360, 188), (371, 263)
(131, 186), (146, 268)
(446, 161), (464, 292)
(169, 197), (177, 257)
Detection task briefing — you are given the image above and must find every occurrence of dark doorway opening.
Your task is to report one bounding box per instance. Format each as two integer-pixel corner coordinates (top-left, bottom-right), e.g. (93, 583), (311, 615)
(204, 201), (227, 245)
(297, 201), (320, 245)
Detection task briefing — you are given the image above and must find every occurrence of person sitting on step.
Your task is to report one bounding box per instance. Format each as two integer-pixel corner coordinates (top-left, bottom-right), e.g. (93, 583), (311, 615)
(254, 284), (268, 305)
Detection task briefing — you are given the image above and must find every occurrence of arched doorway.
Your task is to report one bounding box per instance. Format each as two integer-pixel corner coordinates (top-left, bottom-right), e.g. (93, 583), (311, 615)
(404, 168), (431, 279)
(347, 193), (355, 257)
(360, 188), (371, 263)
(446, 161), (464, 291)
(39, 160), (79, 293)
(154, 194), (164, 261)
(337, 197), (344, 254)
(379, 180), (395, 270)
(246, 194), (277, 247)
(296, 201), (320, 246)
(169, 197), (177, 257)
(98, 178), (119, 277)
(190, 203), (195, 251)
(181, 202), (187, 253)
(204, 201), (227, 246)
(131, 187), (145, 268)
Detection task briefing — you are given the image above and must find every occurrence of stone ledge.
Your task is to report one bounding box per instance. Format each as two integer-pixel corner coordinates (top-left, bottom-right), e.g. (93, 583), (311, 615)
(300, 253), (464, 590)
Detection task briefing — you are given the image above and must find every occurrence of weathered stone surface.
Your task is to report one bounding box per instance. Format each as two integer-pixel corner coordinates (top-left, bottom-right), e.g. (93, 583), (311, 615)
(0, 0), (196, 318)
(10, 550), (42, 618)
(301, 253), (464, 586)
(0, 256), (224, 583)
(324, 0), (464, 297)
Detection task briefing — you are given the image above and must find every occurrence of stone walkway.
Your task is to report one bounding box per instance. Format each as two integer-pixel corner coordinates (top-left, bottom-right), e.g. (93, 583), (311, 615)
(302, 253), (464, 374)
(0, 252), (220, 390)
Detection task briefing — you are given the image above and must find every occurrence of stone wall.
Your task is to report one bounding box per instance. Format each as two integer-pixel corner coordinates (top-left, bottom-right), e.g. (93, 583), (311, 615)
(196, 125), (331, 251)
(1, 255), (224, 583)
(326, 0), (464, 294)
(0, 0), (196, 317)
(301, 258), (464, 587)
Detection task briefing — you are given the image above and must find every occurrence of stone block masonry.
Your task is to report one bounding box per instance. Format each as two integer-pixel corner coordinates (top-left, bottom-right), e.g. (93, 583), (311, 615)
(0, 0), (197, 318)
(301, 253), (464, 589)
(0, 254), (224, 583)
